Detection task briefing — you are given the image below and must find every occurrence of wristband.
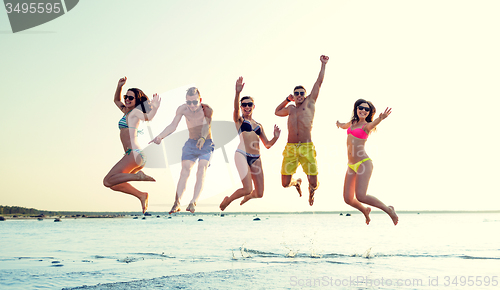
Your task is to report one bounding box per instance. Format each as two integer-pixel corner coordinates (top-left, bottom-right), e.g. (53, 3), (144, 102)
(200, 136), (206, 141)
(286, 97), (291, 102)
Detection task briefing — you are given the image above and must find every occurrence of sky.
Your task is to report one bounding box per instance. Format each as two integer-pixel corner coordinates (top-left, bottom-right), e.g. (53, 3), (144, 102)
(1, 0), (499, 213)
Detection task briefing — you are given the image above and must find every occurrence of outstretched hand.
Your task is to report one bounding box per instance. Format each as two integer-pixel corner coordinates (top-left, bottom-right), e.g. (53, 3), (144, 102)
(273, 125), (281, 138)
(236, 76), (245, 93)
(149, 136), (162, 145)
(118, 77), (127, 87)
(151, 93), (161, 109)
(320, 55), (329, 64)
(336, 120), (341, 128)
(379, 107), (392, 120)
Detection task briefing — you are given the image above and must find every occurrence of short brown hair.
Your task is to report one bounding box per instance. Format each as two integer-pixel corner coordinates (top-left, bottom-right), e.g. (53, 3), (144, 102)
(186, 87), (200, 98)
(294, 85), (306, 92)
(240, 96), (254, 103)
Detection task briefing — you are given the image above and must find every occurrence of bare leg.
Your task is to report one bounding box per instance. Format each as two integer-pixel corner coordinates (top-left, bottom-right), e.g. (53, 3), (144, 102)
(343, 169), (371, 225)
(307, 175), (318, 206)
(170, 160), (195, 214)
(220, 153), (252, 211)
(104, 155), (155, 187)
(187, 159), (210, 213)
(355, 161), (398, 225)
(281, 175), (302, 197)
(240, 159), (265, 206)
(110, 183), (148, 214)
(103, 153), (151, 214)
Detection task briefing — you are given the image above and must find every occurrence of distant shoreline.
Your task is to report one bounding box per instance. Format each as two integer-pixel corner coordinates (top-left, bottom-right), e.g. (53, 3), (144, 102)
(1, 210), (500, 221)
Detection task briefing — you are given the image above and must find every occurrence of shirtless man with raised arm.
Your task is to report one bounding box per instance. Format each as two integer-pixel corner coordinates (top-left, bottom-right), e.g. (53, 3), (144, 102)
(149, 87), (214, 213)
(275, 55), (329, 206)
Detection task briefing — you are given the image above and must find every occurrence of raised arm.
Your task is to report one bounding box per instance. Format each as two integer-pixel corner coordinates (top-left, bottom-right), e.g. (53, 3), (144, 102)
(275, 95), (293, 117)
(259, 124), (281, 149)
(309, 55), (329, 102)
(233, 77), (244, 123)
(114, 77), (127, 112)
(149, 105), (184, 144)
(365, 107), (392, 133)
(336, 120), (351, 130)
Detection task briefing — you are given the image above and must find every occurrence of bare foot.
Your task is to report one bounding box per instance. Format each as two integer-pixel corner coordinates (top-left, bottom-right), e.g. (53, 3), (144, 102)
(240, 194), (251, 206)
(169, 201), (180, 214)
(308, 182), (318, 206)
(363, 207), (371, 225)
(388, 206), (398, 225)
(220, 197), (231, 211)
(140, 192), (149, 214)
(137, 171), (155, 182)
(294, 178), (302, 197)
(186, 202), (196, 213)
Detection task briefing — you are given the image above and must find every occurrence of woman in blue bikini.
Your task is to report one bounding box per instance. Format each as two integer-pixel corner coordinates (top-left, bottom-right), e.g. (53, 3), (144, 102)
(103, 77), (161, 214)
(219, 77), (280, 211)
(336, 99), (398, 225)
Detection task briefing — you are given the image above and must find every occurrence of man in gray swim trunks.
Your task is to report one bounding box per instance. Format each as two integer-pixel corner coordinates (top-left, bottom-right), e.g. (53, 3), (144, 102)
(150, 87), (214, 213)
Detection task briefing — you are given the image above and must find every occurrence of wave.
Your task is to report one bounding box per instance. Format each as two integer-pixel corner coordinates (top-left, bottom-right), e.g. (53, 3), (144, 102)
(92, 253), (174, 264)
(235, 247), (500, 261)
(133, 252), (175, 259)
(62, 267), (277, 290)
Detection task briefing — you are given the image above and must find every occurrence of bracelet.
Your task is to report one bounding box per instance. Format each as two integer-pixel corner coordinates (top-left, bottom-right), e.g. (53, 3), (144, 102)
(200, 136), (206, 141)
(286, 97), (291, 102)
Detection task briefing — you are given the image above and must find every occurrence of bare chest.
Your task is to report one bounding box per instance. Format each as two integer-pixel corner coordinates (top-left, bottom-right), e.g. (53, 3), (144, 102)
(185, 109), (206, 127)
(290, 102), (315, 125)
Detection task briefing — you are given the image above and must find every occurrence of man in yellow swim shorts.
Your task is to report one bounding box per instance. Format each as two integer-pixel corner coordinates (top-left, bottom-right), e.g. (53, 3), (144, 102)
(274, 55), (328, 206)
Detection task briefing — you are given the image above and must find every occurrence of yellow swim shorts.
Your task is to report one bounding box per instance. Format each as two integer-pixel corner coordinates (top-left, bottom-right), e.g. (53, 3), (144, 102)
(281, 142), (318, 176)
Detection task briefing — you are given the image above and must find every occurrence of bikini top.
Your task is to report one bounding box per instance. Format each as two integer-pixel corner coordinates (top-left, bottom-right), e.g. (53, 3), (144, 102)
(238, 119), (261, 136)
(347, 123), (368, 139)
(118, 112), (130, 129)
(118, 111), (142, 134)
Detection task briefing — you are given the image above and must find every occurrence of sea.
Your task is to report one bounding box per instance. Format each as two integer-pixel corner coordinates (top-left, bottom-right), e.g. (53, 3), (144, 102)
(0, 212), (499, 290)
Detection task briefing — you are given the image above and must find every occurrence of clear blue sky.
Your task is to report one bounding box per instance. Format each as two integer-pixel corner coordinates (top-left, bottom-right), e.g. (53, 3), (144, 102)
(1, 0), (499, 213)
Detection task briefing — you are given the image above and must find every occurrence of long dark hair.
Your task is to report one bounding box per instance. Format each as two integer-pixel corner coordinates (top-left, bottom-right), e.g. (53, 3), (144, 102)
(350, 99), (376, 124)
(127, 88), (151, 113)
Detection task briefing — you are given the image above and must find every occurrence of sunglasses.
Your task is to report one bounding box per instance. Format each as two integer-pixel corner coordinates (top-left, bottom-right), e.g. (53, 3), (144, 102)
(186, 100), (199, 105)
(241, 102), (254, 107)
(294, 91), (305, 96)
(123, 95), (135, 101)
(358, 106), (371, 112)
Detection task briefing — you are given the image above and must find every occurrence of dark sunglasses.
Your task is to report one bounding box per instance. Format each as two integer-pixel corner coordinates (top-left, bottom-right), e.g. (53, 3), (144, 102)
(358, 105), (371, 112)
(123, 95), (135, 101)
(241, 102), (254, 107)
(294, 91), (305, 96)
(186, 100), (199, 105)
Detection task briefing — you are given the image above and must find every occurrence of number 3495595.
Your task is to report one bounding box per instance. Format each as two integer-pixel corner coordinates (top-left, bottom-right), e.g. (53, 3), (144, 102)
(5, 3), (62, 14)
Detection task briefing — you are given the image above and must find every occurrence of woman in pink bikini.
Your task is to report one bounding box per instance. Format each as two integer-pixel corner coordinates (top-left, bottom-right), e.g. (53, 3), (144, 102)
(336, 99), (398, 225)
(103, 77), (161, 214)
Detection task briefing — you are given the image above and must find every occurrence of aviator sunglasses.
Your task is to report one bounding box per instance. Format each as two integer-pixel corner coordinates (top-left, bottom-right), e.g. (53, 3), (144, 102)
(294, 91), (305, 96)
(358, 105), (371, 112)
(123, 95), (135, 101)
(186, 100), (199, 105)
(241, 102), (254, 107)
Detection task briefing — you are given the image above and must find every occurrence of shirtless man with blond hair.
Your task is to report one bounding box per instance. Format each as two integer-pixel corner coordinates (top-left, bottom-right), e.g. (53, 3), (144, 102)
(275, 55), (329, 206)
(150, 87), (214, 213)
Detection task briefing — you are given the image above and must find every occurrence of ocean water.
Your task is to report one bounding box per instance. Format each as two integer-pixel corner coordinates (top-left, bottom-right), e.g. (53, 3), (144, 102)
(0, 212), (499, 290)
